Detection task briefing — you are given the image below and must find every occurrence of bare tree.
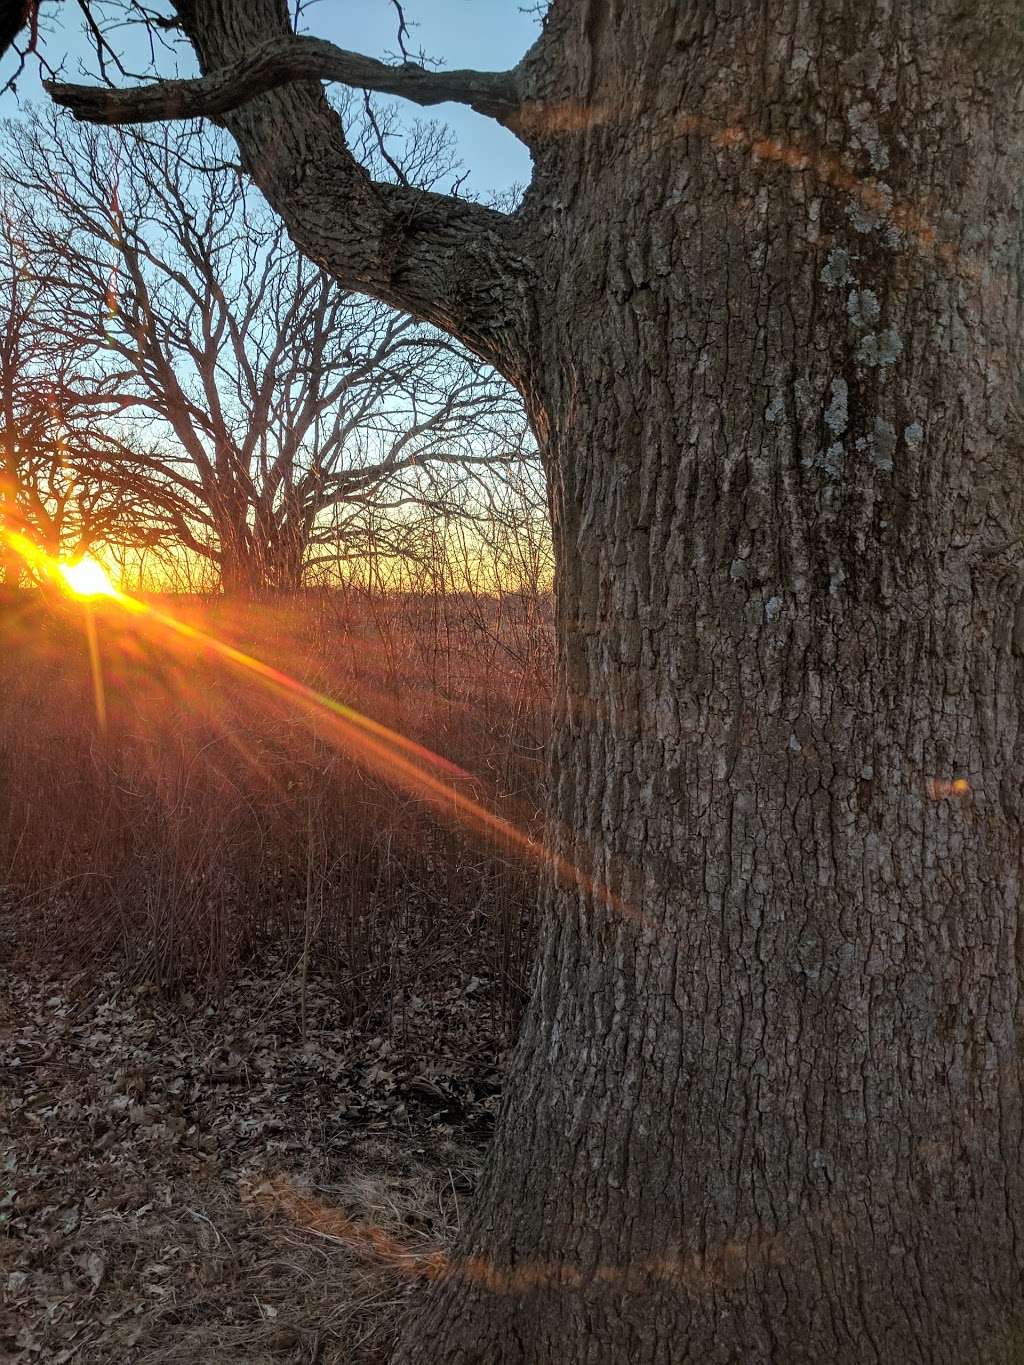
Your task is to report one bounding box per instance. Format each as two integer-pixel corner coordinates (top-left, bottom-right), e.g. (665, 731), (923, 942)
(19, 0), (1024, 1360)
(0, 199), (159, 583)
(2, 104), (530, 593)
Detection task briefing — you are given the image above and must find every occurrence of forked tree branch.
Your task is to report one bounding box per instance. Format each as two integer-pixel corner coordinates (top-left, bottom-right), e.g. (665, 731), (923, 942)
(39, 0), (539, 381)
(45, 34), (524, 129)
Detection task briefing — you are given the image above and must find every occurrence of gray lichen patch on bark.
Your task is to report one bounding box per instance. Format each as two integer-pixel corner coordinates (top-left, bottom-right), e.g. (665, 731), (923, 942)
(846, 287), (882, 327)
(820, 246), (854, 287)
(855, 326), (903, 368)
(824, 377), (850, 435)
(857, 416), (897, 472)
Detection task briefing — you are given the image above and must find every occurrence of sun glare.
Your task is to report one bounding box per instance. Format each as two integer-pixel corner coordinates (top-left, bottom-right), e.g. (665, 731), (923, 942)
(1, 525), (628, 920)
(58, 556), (117, 599)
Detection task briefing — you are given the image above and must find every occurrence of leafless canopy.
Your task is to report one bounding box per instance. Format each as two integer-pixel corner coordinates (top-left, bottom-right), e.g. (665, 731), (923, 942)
(15, 1), (551, 387)
(0, 89), (534, 591)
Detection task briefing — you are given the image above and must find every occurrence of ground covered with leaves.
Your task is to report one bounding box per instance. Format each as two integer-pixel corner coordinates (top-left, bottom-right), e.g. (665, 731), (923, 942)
(0, 925), (505, 1363)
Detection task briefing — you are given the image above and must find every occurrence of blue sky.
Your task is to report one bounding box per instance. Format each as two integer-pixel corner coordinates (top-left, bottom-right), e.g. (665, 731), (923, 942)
(0, 2), (539, 197)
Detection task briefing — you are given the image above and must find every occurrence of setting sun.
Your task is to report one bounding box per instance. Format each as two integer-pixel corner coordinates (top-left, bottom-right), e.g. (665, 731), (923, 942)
(58, 556), (116, 599)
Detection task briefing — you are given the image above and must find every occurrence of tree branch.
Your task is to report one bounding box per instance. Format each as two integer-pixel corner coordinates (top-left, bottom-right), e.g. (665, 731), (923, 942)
(41, 0), (537, 381)
(45, 34), (523, 129)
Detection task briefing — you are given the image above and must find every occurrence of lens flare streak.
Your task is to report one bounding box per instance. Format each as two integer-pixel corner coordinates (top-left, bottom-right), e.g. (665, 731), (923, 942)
(2, 527), (630, 921)
(83, 605), (108, 735)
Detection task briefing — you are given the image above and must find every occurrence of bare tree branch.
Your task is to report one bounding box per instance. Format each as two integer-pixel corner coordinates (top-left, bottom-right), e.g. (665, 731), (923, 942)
(45, 33), (523, 127)
(0, 0), (36, 63)
(37, 0), (538, 378)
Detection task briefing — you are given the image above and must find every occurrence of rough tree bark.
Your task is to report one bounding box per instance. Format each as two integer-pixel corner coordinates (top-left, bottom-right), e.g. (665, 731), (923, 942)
(216, 503), (259, 596)
(49, 1), (1024, 1360)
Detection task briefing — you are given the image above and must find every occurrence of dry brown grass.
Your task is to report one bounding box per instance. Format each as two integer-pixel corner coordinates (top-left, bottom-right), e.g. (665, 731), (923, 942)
(116, 1159), (477, 1365)
(0, 576), (552, 1024)
(1, 557), (550, 1357)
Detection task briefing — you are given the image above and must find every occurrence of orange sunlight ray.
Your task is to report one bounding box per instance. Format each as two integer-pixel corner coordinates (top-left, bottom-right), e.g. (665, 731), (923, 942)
(2, 527), (638, 926)
(82, 605), (107, 735)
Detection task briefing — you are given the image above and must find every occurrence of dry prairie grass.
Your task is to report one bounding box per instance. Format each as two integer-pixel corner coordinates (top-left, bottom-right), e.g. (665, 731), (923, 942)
(0, 578), (552, 1022)
(1, 566), (551, 1358)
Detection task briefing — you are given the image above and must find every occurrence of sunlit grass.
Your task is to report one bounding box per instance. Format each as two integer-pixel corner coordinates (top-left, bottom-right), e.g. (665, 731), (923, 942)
(0, 566), (550, 1003)
(0, 524), (624, 944)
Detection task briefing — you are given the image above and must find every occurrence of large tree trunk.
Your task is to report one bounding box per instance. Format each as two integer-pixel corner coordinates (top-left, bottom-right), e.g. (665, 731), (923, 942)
(261, 516), (307, 594)
(216, 501), (260, 597)
(55, 0), (1024, 1358)
(393, 4), (1024, 1361)
(219, 499), (307, 594)
(0, 538), (20, 591)
(219, 551), (259, 597)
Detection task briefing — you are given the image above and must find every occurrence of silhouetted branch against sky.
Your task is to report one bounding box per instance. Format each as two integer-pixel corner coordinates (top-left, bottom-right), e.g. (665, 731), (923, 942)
(0, 2), (538, 198)
(49, 34), (525, 126)
(0, 2), (541, 586)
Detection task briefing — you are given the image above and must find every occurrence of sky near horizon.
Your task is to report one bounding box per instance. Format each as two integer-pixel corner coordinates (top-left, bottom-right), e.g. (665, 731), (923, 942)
(0, 1), (539, 198)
